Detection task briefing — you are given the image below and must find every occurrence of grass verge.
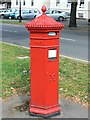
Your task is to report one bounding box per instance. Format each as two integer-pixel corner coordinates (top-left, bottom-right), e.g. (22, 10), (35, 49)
(0, 19), (89, 32)
(0, 19), (25, 25)
(1, 42), (88, 106)
(1, 42), (30, 98)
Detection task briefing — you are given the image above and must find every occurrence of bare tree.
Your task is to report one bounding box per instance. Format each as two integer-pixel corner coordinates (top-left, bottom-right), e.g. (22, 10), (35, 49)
(69, 0), (77, 27)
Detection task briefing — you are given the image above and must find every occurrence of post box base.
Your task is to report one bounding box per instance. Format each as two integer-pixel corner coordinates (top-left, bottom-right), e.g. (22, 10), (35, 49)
(29, 111), (60, 118)
(29, 105), (60, 118)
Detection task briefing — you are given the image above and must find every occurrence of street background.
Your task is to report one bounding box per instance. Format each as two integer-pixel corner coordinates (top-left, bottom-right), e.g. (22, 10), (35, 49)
(0, 18), (89, 119)
(0, 19), (89, 61)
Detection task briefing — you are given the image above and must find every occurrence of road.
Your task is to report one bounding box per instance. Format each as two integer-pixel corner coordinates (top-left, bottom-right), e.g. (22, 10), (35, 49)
(60, 28), (88, 61)
(0, 20), (88, 61)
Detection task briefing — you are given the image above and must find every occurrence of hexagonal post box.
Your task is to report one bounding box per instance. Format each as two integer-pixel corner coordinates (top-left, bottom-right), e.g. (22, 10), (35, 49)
(25, 5), (64, 118)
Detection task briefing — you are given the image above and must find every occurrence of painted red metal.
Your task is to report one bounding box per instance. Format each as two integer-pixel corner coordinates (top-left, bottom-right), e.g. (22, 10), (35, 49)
(25, 5), (64, 117)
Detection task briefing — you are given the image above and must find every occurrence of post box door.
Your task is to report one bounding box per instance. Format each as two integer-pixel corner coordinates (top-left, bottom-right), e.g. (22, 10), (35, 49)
(45, 47), (59, 107)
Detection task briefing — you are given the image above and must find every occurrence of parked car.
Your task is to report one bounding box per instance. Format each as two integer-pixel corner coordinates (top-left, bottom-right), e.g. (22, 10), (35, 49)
(0, 9), (7, 14)
(0, 8), (17, 19)
(88, 11), (90, 23)
(0, 9), (7, 18)
(8, 12), (16, 19)
(14, 9), (40, 20)
(37, 9), (69, 21)
(46, 10), (69, 21)
(28, 9), (41, 17)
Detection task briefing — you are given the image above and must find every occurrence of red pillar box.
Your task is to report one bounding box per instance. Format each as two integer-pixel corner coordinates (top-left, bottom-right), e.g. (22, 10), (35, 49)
(25, 5), (64, 118)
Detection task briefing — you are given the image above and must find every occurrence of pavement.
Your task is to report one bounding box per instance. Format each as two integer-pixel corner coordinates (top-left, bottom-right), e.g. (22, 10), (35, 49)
(0, 94), (88, 119)
(61, 19), (89, 32)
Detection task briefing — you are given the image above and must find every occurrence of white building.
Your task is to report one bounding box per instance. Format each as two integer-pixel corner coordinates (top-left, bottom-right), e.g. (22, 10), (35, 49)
(11, 0), (90, 20)
(0, 4), (6, 9)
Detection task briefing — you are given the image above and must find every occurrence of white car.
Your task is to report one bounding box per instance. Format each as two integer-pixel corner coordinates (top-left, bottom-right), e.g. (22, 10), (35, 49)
(0, 8), (17, 19)
(0, 9), (7, 17)
(37, 9), (69, 21)
(15, 9), (40, 20)
(46, 10), (69, 21)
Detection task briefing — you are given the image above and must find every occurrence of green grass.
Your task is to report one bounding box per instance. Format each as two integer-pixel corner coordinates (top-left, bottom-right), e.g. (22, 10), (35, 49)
(0, 19), (25, 25)
(1, 42), (88, 106)
(60, 58), (88, 105)
(1, 43), (30, 98)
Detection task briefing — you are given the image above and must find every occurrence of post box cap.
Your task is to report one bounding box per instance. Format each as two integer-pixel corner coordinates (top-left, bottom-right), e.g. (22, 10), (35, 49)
(25, 5), (64, 31)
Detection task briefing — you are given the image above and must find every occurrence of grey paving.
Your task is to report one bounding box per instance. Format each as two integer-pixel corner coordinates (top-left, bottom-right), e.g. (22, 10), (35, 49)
(1, 94), (88, 118)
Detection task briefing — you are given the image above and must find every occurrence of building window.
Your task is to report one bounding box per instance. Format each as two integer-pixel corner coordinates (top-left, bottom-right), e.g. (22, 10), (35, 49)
(16, 0), (18, 5)
(67, 0), (71, 3)
(23, 0), (25, 5)
(56, 0), (60, 6)
(80, 0), (84, 6)
(67, 0), (78, 7)
(67, 0), (71, 7)
(78, 13), (83, 18)
(31, 0), (34, 6)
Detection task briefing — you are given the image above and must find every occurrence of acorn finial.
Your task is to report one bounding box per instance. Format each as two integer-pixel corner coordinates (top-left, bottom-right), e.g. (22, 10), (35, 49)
(41, 5), (46, 15)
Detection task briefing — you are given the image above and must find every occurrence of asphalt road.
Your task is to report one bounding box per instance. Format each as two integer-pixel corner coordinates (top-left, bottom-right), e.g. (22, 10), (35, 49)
(60, 28), (88, 61)
(0, 20), (88, 61)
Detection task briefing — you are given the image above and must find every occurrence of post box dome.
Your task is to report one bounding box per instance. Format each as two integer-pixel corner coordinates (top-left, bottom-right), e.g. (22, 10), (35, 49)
(25, 5), (64, 31)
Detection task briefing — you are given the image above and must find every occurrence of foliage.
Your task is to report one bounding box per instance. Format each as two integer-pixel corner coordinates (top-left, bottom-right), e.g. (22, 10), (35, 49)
(1, 43), (88, 106)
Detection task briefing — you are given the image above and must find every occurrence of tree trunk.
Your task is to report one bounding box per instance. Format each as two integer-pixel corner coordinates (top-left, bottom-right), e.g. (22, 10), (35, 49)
(69, 2), (77, 27)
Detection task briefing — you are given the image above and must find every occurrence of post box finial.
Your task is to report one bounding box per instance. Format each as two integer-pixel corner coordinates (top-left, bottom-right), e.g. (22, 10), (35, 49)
(41, 5), (46, 15)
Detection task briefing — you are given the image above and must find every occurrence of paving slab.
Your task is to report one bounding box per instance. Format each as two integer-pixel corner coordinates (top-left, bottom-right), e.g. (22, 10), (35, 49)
(0, 95), (88, 119)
